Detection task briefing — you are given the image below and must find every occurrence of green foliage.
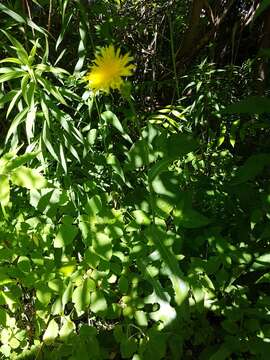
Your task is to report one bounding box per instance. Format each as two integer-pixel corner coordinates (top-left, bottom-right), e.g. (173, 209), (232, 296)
(0, 1), (270, 359)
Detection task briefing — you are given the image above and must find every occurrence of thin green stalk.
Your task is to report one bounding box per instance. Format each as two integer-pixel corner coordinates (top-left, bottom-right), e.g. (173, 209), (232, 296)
(127, 98), (142, 138)
(94, 95), (107, 153)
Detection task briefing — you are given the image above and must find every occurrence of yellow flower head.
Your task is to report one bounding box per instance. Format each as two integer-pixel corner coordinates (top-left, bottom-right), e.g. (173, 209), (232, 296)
(84, 45), (135, 93)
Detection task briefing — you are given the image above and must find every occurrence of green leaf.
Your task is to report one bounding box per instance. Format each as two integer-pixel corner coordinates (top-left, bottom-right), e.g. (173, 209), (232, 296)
(107, 153), (126, 183)
(85, 195), (102, 216)
(4, 151), (39, 172)
(173, 207), (210, 228)
(143, 330), (167, 360)
(255, 0), (270, 19)
(62, 281), (73, 309)
(120, 338), (137, 359)
(72, 278), (92, 314)
(118, 276), (129, 294)
(232, 154), (270, 184)
(90, 290), (107, 315)
(43, 319), (59, 342)
(17, 256), (31, 273)
(9, 337), (20, 349)
(101, 110), (132, 143)
(54, 223), (78, 248)
(0, 309), (7, 327)
(84, 248), (100, 268)
(153, 197), (173, 219)
(5, 107), (28, 143)
(0, 175), (10, 207)
(93, 232), (112, 261)
(132, 210), (151, 225)
(6, 90), (22, 118)
(0, 344), (11, 357)
(145, 226), (188, 305)
(0, 70), (26, 83)
(148, 158), (170, 182)
(36, 285), (52, 306)
(59, 317), (75, 338)
(11, 166), (47, 189)
(126, 139), (155, 170)
(26, 105), (37, 142)
(0, 4), (26, 24)
(135, 310), (148, 327)
(1, 31), (29, 65)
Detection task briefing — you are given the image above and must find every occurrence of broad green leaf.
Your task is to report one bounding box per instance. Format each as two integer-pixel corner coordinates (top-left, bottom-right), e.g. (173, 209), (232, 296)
(145, 226), (188, 305)
(148, 158), (170, 182)
(17, 256), (31, 273)
(9, 337), (20, 349)
(72, 278), (92, 314)
(173, 207), (210, 228)
(11, 166), (47, 189)
(137, 258), (177, 326)
(0, 176), (10, 207)
(54, 223), (78, 248)
(232, 154), (270, 184)
(126, 139), (155, 170)
(135, 310), (148, 327)
(48, 279), (63, 293)
(118, 276), (129, 294)
(151, 171), (179, 198)
(143, 329), (167, 360)
(84, 248), (100, 268)
(43, 319), (59, 342)
(36, 285), (52, 306)
(90, 290), (107, 315)
(120, 337), (137, 359)
(4, 151), (39, 172)
(59, 262), (76, 277)
(93, 232), (112, 261)
(59, 317), (75, 338)
(85, 195), (102, 216)
(62, 281), (73, 309)
(153, 197), (173, 219)
(132, 210), (151, 225)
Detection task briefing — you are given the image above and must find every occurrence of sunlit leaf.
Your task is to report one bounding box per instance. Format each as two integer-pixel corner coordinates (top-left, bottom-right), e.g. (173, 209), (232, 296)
(11, 166), (47, 189)
(0, 175), (10, 207)
(43, 319), (59, 342)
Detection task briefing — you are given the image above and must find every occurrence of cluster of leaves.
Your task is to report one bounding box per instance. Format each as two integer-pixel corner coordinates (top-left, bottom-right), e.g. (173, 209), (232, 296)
(0, 1), (270, 359)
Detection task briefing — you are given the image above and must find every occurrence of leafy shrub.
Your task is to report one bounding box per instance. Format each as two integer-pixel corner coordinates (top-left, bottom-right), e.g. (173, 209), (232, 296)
(0, 2), (270, 360)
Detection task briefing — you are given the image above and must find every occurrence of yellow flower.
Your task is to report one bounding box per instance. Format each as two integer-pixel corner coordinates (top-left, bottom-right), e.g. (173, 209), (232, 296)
(84, 45), (135, 93)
